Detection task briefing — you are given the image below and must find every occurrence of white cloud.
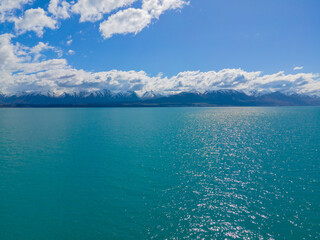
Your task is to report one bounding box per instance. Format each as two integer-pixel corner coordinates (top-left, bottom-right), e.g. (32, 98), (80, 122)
(66, 39), (72, 45)
(48, 0), (71, 20)
(71, 0), (137, 22)
(67, 49), (75, 55)
(0, 0), (33, 22)
(13, 8), (57, 37)
(29, 42), (57, 60)
(142, 0), (188, 18)
(293, 66), (303, 71)
(100, 0), (188, 38)
(0, 34), (19, 68)
(1, 34), (319, 96)
(100, 8), (152, 39)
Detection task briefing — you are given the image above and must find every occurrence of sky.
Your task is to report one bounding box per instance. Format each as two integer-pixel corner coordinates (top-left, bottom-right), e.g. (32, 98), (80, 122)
(0, 0), (319, 96)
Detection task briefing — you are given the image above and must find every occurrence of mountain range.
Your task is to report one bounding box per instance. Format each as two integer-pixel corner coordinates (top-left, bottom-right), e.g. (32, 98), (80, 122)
(1, 90), (320, 107)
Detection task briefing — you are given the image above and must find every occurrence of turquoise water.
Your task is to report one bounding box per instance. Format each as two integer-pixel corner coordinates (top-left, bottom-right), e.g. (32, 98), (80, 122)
(0, 107), (319, 239)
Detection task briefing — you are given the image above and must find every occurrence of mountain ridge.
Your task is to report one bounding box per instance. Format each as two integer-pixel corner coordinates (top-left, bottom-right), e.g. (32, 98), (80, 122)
(1, 90), (320, 107)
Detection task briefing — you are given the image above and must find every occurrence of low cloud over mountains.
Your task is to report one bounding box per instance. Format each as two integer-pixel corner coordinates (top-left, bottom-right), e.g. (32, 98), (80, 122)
(1, 34), (319, 97)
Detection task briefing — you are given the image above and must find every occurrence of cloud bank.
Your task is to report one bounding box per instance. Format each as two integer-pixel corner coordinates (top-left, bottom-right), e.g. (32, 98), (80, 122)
(1, 34), (319, 96)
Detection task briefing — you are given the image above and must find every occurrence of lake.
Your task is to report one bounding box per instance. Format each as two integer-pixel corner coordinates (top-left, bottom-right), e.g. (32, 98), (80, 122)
(0, 107), (319, 239)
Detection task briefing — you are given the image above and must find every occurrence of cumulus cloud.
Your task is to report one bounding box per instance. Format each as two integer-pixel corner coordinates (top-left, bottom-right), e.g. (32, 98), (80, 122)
(293, 66), (303, 71)
(48, 0), (71, 20)
(0, 0), (33, 22)
(1, 34), (319, 96)
(100, 0), (188, 38)
(142, 0), (188, 18)
(71, 0), (137, 22)
(99, 8), (152, 39)
(29, 42), (57, 60)
(0, 34), (65, 93)
(13, 8), (57, 37)
(0, 34), (19, 69)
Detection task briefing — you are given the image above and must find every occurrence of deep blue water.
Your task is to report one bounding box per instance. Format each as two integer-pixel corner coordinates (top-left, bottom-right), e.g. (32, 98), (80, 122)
(0, 107), (319, 239)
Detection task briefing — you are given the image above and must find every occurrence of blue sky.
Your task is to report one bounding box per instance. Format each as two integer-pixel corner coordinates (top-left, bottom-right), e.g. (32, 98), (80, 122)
(0, 0), (319, 95)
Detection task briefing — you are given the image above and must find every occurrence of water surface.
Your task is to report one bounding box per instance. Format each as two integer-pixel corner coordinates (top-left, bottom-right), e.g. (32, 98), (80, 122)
(0, 107), (319, 239)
